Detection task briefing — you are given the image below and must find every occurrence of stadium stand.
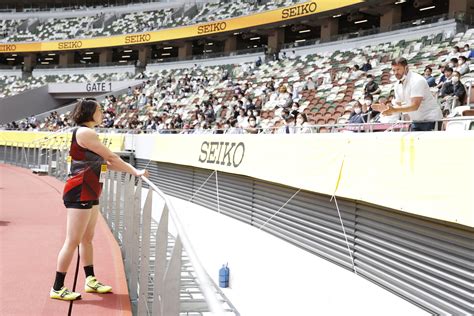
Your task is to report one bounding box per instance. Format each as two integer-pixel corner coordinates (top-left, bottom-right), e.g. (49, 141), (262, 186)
(3, 29), (474, 132)
(0, 0), (303, 42)
(1, 1), (474, 315)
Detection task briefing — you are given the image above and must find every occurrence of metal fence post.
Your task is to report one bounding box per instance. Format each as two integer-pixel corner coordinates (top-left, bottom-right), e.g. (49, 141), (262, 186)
(129, 178), (142, 302)
(114, 172), (123, 241)
(106, 171), (115, 223)
(56, 148), (62, 178)
(123, 174), (135, 279)
(14, 143), (19, 166)
(102, 170), (111, 219)
(161, 237), (182, 316)
(2, 141), (8, 163)
(47, 145), (53, 176)
(137, 189), (153, 316)
(151, 204), (169, 316)
(9, 142), (14, 164)
(37, 145), (43, 169)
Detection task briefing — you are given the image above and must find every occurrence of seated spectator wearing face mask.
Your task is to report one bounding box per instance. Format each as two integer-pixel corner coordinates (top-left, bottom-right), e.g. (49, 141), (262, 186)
(456, 56), (470, 76)
(348, 101), (366, 124)
(245, 116), (260, 134)
(362, 94), (379, 121)
(363, 74), (381, 96)
(423, 66), (436, 88)
(440, 71), (467, 114)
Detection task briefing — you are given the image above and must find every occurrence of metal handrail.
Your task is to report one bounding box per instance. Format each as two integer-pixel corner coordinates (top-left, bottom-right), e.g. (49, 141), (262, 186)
(4, 115), (474, 135)
(141, 176), (226, 316)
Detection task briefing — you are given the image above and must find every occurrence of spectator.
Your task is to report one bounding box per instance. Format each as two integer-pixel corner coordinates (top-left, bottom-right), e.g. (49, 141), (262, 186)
(437, 66), (453, 91)
(449, 57), (459, 70)
(361, 59), (372, 72)
(348, 101), (366, 124)
(337, 66), (351, 80)
(271, 85), (292, 108)
(244, 116), (260, 134)
(294, 113), (311, 133)
(381, 57), (442, 131)
(456, 56), (470, 76)
(463, 44), (474, 59)
(225, 118), (243, 134)
(276, 116), (295, 134)
(290, 102), (300, 117)
(436, 64), (449, 89)
(363, 94), (379, 121)
(446, 45), (460, 61)
(289, 50), (296, 60)
(423, 67), (436, 88)
(440, 71), (467, 114)
(363, 74), (381, 96)
(349, 65), (363, 80)
(236, 108), (247, 127)
(304, 77), (316, 90)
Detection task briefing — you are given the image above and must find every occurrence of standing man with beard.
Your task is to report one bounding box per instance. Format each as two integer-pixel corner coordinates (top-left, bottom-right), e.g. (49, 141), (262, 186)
(381, 57), (442, 131)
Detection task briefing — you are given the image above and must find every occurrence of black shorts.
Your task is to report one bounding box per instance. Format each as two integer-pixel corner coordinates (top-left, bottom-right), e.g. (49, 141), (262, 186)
(63, 200), (99, 209)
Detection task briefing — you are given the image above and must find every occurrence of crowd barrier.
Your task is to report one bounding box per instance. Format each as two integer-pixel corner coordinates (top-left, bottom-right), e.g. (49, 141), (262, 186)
(0, 129), (238, 316)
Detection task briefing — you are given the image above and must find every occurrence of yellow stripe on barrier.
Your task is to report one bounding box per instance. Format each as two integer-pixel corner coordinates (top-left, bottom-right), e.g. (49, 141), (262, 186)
(0, 131), (125, 152)
(130, 133), (474, 228)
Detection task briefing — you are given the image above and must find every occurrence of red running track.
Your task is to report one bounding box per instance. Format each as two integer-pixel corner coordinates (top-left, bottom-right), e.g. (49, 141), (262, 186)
(0, 164), (131, 316)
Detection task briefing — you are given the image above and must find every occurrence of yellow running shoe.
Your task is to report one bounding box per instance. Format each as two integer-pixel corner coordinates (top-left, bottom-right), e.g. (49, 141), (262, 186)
(50, 287), (81, 301)
(85, 276), (112, 293)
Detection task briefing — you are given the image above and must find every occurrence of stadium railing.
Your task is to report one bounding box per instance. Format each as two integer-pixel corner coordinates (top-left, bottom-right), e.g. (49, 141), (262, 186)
(3, 117), (474, 134)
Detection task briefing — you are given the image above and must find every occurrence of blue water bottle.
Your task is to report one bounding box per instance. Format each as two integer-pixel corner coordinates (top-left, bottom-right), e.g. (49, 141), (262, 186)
(219, 264), (229, 288)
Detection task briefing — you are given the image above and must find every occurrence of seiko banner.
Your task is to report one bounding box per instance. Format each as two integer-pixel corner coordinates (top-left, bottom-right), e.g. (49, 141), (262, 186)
(130, 133), (474, 228)
(0, 0), (363, 53)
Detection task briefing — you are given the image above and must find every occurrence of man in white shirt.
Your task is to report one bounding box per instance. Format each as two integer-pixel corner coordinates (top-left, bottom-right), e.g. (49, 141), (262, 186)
(382, 57), (442, 131)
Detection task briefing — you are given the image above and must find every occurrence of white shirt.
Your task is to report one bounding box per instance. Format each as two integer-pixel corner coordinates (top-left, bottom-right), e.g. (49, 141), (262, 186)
(393, 71), (442, 121)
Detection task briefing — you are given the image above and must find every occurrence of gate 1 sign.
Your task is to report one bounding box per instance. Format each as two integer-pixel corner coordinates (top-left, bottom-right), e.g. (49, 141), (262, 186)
(86, 82), (112, 92)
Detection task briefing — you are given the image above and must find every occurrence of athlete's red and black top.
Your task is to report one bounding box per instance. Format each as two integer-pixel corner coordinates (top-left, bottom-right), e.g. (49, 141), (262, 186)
(63, 127), (105, 203)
